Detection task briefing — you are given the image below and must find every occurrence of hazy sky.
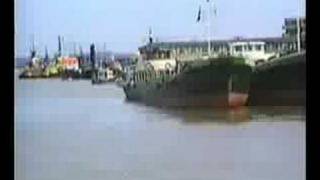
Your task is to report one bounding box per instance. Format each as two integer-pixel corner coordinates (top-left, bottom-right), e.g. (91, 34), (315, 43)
(15, 0), (305, 57)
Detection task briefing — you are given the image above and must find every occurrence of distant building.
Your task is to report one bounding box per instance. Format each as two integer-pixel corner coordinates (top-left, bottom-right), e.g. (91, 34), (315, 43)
(282, 17), (306, 50)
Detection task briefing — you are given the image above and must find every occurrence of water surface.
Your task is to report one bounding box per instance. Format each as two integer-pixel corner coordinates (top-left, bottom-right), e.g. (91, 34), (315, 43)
(15, 77), (305, 180)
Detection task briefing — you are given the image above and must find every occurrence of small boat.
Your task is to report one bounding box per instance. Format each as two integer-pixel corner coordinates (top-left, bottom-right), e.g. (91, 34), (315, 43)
(92, 67), (116, 84)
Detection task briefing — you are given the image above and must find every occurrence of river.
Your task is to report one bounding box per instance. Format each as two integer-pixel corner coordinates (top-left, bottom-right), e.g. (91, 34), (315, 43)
(15, 76), (305, 180)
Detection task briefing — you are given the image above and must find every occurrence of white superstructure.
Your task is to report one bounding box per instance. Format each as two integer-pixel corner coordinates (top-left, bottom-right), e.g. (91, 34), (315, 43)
(229, 41), (278, 66)
(137, 49), (177, 72)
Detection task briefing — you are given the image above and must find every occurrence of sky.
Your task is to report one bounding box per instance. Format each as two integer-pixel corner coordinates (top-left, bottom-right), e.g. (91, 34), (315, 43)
(15, 0), (305, 57)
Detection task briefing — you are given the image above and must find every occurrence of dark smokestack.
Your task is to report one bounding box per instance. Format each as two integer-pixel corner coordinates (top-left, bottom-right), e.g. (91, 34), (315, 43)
(79, 46), (83, 58)
(44, 46), (49, 62)
(58, 36), (62, 57)
(30, 49), (36, 59)
(148, 27), (153, 44)
(30, 35), (36, 60)
(90, 44), (96, 67)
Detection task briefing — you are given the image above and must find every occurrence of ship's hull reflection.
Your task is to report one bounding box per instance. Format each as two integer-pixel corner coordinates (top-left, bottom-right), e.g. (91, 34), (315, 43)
(139, 105), (305, 124)
(152, 106), (252, 124)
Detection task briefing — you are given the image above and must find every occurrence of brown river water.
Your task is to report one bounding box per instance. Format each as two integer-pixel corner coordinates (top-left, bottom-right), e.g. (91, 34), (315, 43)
(15, 74), (305, 180)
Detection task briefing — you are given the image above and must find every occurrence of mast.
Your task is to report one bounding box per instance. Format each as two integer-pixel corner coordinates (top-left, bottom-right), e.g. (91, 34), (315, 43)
(30, 34), (36, 59)
(45, 46), (49, 62)
(206, 0), (217, 57)
(90, 44), (96, 68)
(79, 46), (83, 58)
(207, 0), (211, 56)
(148, 27), (153, 44)
(32, 35), (35, 53)
(103, 42), (106, 61)
(296, 0), (302, 53)
(73, 42), (76, 56)
(297, 17), (301, 53)
(58, 36), (62, 57)
(61, 36), (64, 56)
(79, 46), (83, 56)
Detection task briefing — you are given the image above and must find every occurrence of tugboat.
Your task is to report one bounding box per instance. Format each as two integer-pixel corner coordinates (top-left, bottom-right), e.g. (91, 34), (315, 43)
(19, 47), (47, 79)
(19, 36), (65, 79)
(92, 66), (116, 84)
(90, 44), (123, 84)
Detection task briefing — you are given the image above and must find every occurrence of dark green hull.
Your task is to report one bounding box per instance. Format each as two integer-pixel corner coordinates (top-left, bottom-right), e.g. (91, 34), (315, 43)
(124, 57), (252, 107)
(248, 52), (306, 106)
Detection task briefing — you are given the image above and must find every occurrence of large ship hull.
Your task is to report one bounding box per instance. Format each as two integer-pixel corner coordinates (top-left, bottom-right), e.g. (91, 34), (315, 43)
(248, 51), (306, 106)
(123, 58), (252, 107)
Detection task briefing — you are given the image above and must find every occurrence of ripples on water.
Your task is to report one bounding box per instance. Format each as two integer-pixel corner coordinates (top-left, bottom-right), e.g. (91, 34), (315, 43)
(15, 77), (305, 180)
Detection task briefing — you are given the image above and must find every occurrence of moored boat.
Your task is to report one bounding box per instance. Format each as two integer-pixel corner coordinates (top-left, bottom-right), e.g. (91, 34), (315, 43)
(122, 46), (252, 107)
(248, 51), (306, 106)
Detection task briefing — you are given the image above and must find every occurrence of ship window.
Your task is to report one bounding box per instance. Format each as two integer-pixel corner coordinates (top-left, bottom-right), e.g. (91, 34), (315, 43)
(202, 47), (208, 53)
(213, 45), (218, 52)
(166, 51), (170, 58)
(235, 45), (242, 52)
(181, 49), (186, 55)
(186, 47), (190, 54)
(255, 45), (262, 51)
(248, 45), (252, 51)
(191, 47), (196, 54)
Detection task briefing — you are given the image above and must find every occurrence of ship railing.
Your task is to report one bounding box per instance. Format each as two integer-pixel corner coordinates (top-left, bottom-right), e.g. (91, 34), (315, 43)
(131, 68), (178, 84)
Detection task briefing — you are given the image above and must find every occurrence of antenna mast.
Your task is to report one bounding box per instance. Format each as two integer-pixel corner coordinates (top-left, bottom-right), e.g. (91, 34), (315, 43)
(73, 42), (76, 56)
(148, 27), (153, 44)
(207, 0), (211, 56)
(32, 35), (35, 52)
(45, 46), (49, 62)
(206, 0), (216, 57)
(30, 34), (36, 59)
(103, 42), (106, 61)
(61, 36), (64, 56)
(297, 18), (301, 53)
(58, 36), (62, 57)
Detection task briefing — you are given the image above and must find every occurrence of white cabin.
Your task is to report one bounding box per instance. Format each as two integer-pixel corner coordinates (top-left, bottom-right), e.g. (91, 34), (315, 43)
(137, 48), (177, 72)
(106, 67), (114, 80)
(229, 41), (278, 66)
